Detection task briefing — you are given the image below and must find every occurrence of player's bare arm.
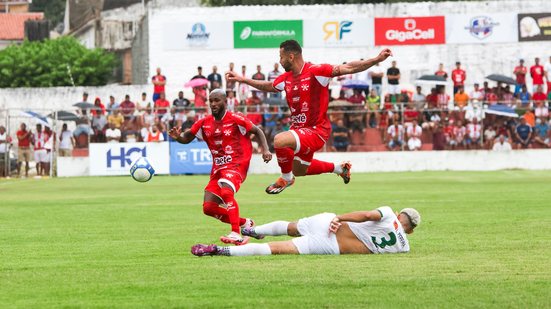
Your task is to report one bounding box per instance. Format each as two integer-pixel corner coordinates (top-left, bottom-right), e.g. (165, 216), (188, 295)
(225, 71), (277, 92)
(250, 125), (273, 163)
(329, 210), (383, 233)
(332, 48), (393, 76)
(169, 127), (195, 144)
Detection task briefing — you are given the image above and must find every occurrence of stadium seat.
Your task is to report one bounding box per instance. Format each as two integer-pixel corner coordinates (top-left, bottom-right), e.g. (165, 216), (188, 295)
(421, 144), (434, 151)
(363, 128), (383, 146)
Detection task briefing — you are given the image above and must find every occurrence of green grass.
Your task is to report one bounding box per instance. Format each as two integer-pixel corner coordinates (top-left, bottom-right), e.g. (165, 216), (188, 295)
(1, 171), (550, 308)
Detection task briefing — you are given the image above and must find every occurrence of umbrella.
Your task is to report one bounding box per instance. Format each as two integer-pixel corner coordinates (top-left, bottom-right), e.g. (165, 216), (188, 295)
(485, 74), (516, 85)
(484, 104), (518, 118)
(20, 110), (50, 127)
(415, 75), (447, 86)
(329, 100), (353, 107)
(47, 110), (80, 121)
(73, 102), (98, 110)
(341, 79), (369, 89)
(184, 78), (209, 88)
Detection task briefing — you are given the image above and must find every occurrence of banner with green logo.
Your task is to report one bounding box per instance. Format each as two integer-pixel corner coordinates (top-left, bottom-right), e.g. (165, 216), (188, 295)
(234, 20), (303, 48)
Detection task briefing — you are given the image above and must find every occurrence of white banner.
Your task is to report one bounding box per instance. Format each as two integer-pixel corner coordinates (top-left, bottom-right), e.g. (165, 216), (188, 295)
(163, 21), (233, 50)
(446, 14), (518, 44)
(89, 142), (170, 176)
(303, 18), (373, 48)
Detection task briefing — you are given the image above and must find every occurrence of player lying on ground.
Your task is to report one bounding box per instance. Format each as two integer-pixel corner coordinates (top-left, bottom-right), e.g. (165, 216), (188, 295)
(169, 89), (272, 245)
(226, 40), (393, 194)
(191, 206), (420, 256)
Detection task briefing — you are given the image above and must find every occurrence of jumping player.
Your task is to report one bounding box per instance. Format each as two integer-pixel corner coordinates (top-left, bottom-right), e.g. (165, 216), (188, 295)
(169, 89), (272, 245)
(191, 206), (420, 257)
(226, 40), (393, 194)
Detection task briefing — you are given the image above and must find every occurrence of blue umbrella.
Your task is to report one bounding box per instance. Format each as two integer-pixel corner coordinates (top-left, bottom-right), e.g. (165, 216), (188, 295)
(20, 110), (51, 127)
(484, 104), (518, 118)
(342, 79), (370, 89)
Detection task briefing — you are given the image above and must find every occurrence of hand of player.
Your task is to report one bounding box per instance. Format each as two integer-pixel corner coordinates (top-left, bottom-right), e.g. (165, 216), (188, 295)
(377, 48), (393, 62)
(329, 217), (342, 234)
(262, 151), (272, 163)
(168, 126), (181, 140)
(225, 71), (243, 83)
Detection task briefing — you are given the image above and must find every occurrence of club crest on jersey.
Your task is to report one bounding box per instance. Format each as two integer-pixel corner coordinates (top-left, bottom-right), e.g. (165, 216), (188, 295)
(224, 129), (232, 136)
(225, 145), (234, 154)
(301, 84), (309, 91)
(293, 85), (298, 91)
(215, 128), (221, 134)
(301, 101), (309, 112)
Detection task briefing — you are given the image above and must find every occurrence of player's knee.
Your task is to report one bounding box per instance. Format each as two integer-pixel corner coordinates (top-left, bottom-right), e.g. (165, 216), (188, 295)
(219, 186), (234, 202)
(274, 132), (292, 149)
(202, 201), (218, 217)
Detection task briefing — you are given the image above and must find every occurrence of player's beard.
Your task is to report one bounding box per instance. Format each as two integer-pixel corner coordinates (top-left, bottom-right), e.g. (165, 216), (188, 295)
(282, 61), (292, 72)
(212, 106), (225, 119)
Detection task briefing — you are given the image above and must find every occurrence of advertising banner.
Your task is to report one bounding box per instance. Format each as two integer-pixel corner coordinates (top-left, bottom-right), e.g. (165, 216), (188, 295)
(374, 16), (445, 46)
(446, 14), (518, 44)
(169, 140), (212, 175)
(163, 21), (233, 50)
(303, 19), (372, 48)
(518, 13), (551, 42)
(89, 142), (170, 176)
(233, 20), (303, 48)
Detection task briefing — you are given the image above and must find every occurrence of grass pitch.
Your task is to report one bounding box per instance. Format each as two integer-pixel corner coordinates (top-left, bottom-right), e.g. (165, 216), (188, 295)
(1, 171), (550, 308)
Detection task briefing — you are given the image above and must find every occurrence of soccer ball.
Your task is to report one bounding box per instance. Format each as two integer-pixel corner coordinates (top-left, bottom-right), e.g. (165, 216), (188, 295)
(130, 157), (155, 182)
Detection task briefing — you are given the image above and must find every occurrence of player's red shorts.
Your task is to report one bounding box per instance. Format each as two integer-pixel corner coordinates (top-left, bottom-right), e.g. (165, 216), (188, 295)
(289, 128), (327, 165)
(204, 169), (244, 199)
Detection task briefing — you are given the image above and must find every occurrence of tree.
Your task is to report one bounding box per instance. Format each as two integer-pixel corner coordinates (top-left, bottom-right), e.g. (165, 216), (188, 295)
(30, 0), (66, 27)
(0, 37), (117, 88)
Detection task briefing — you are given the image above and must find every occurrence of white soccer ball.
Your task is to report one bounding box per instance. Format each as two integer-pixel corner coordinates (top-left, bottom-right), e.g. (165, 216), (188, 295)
(130, 157), (155, 182)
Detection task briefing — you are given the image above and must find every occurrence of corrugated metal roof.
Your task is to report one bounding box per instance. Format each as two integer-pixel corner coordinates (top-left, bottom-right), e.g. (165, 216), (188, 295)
(0, 12), (43, 40)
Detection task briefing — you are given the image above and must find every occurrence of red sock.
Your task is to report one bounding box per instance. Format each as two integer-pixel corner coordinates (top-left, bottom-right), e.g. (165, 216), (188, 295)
(275, 147), (294, 174)
(203, 201), (247, 226)
(220, 187), (241, 233)
(306, 159), (335, 175)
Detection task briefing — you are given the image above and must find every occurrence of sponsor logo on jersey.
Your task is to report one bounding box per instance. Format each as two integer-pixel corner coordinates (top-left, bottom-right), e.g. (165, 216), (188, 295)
(224, 145), (234, 154)
(300, 77), (311, 82)
(214, 140), (223, 145)
(293, 85), (298, 91)
(397, 232), (407, 247)
(291, 113), (307, 124)
(292, 96), (300, 102)
(301, 101), (309, 112)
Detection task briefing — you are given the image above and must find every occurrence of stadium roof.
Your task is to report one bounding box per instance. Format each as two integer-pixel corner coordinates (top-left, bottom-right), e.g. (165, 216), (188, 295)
(0, 12), (43, 40)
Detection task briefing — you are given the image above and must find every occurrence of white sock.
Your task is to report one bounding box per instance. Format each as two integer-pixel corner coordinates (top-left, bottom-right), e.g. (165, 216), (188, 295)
(333, 164), (343, 174)
(281, 172), (294, 182)
(228, 243), (272, 256)
(254, 221), (289, 236)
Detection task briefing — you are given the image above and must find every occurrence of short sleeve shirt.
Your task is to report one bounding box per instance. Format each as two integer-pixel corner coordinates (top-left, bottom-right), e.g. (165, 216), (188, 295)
(530, 65), (544, 85)
(386, 67), (400, 85)
(152, 75), (166, 94)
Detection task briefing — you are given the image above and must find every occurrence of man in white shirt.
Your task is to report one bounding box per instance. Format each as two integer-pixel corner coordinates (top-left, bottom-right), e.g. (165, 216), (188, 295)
(58, 123), (74, 157)
(407, 119), (423, 151)
(465, 118), (482, 149)
(386, 122), (404, 151)
(192, 206), (420, 257)
(105, 122), (121, 143)
(492, 135), (512, 152)
(469, 83), (484, 101)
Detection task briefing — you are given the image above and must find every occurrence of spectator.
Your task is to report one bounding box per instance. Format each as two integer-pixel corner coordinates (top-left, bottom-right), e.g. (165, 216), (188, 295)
(412, 86), (426, 110)
(0, 126), (12, 177)
(451, 61), (466, 94)
(16, 123), (31, 177)
(225, 62), (237, 92)
(534, 94), (549, 119)
(58, 123), (74, 156)
(193, 84), (207, 108)
(238, 65), (250, 104)
(43, 126), (54, 176)
(386, 121), (404, 151)
(32, 124), (47, 176)
(106, 95), (118, 115)
(91, 110), (107, 143)
(151, 67), (166, 103)
(465, 118), (482, 149)
(532, 85), (547, 105)
(144, 123), (165, 142)
(246, 91), (262, 107)
(162, 107), (186, 132)
(107, 109), (124, 129)
(173, 91), (190, 111)
(484, 125), (497, 149)
(403, 103), (419, 128)
(347, 89), (365, 105)
(251, 65), (266, 100)
(450, 120), (466, 150)
(492, 135), (512, 151)
(245, 104), (262, 126)
(516, 85), (531, 107)
(534, 118), (550, 148)
(366, 89), (381, 128)
(386, 60), (400, 98)
(91, 97), (106, 116)
(267, 63), (282, 99)
(154, 92), (171, 118)
(348, 103), (366, 143)
(207, 65), (223, 90)
(141, 104), (156, 129)
(122, 117), (141, 142)
(432, 123), (446, 151)
(502, 85), (514, 105)
(331, 119), (350, 152)
(437, 87), (450, 110)
(514, 59), (527, 95)
(470, 83), (484, 101)
(73, 110), (92, 148)
(119, 94), (136, 120)
(434, 63), (448, 80)
(515, 117), (532, 149)
(79, 92), (89, 106)
(545, 56), (551, 94)
(105, 122), (121, 143)
(454, 86), (469, 109)
(486, 88), (498, 105)
(262, 105), (281, 146)
(406, 119), (422, 151)
(136, 92), (149, 113)
(192, 66), (205, 80)
(523, 108), (536, 128)
(530, 57), (544, 93)
(368, 63), (384, 96)
(226, 90), (239, 112)
(426, 87), (438, 111)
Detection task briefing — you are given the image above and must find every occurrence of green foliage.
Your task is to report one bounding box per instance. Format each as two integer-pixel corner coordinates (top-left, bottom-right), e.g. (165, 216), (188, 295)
(30, 0), (66, 26)
(0, 37), (116, 88)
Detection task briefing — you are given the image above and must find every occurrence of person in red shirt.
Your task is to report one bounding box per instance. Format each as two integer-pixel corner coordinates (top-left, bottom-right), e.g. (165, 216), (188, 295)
(434, 63), (448, 80)
(451, 61), (466, 94)
(119, 94), (136, 120)
(151, 67), (166, 102)
(169, 89), (272, 245)
(227, 40), (392, 194)
(16, 123), (32, 177)
(530, 57), (544, 93)
(513, 59), (527, 95)
(154, 92), (170, 120)
(532, 85), (547, 104)
(91, 97), (106, 116)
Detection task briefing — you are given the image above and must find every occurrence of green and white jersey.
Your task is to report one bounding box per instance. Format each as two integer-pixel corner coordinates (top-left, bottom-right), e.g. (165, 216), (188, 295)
(347, 206), (410, 254)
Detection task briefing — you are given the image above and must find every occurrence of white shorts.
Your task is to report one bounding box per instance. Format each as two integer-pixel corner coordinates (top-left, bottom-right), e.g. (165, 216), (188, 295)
(408, 137), (421, 150)
(34, 149), (48, 163)
(388, 84), (401, 95)
(292, 212), (340, 255)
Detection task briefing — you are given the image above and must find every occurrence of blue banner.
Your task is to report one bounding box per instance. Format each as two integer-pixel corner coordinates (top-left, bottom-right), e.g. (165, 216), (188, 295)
(169, 140), (212, 174)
